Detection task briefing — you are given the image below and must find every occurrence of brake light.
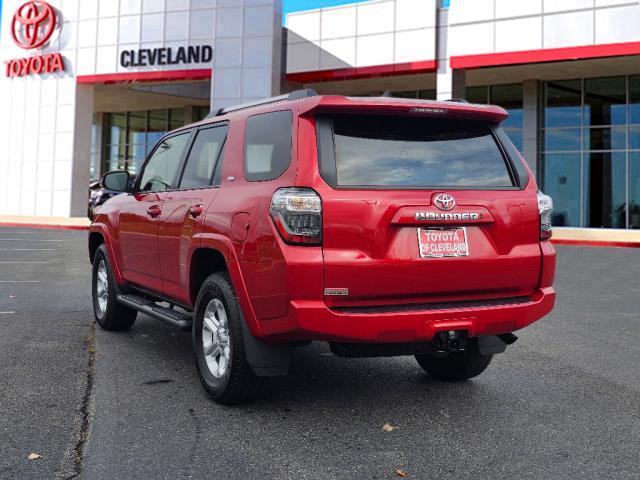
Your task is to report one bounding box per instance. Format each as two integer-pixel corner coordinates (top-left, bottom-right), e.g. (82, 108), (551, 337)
(270, 188), (322, 245)
(537, 191), (553, 240)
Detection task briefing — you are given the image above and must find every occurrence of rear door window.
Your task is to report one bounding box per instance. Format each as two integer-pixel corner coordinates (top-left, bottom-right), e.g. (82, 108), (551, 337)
(179, 125), (228, 189)
(244, 111), (293, 181)
(320, 114), (514, 188)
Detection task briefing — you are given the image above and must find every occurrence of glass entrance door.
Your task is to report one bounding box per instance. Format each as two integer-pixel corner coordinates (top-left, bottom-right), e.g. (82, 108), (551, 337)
(542, 76), (640, 229)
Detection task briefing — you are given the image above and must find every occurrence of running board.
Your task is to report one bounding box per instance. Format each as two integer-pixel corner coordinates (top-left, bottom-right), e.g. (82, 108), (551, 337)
(117, 294), (193, 331)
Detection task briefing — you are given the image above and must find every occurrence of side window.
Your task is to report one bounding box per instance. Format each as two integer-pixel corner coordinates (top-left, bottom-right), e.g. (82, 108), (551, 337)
(244, 110), (293, 181)
(179, 126), (228, 189)
(139, 132), (190, 192)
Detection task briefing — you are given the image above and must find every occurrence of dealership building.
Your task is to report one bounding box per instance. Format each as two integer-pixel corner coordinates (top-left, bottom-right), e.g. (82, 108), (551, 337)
(1, 0), (640, 230)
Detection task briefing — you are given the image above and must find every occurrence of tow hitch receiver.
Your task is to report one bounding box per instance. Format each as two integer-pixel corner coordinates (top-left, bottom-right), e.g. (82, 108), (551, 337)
(433, 330), (468, 352)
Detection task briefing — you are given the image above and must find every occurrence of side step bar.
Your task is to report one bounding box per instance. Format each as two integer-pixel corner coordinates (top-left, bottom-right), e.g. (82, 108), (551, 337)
(117, 294), (193, 331)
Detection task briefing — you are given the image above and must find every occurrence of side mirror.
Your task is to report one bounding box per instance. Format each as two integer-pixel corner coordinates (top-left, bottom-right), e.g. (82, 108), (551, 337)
(102, 171), (131, 193)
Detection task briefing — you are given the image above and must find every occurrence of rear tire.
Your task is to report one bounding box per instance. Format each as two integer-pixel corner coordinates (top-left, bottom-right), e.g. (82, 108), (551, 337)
(193, 273), (264, 405)
(415, 341), (492, 381)
(91, 244), (137, 331)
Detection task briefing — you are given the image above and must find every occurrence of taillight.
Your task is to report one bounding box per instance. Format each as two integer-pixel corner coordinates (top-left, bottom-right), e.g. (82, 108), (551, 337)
(537, 191), (553, 240)
(270, 188), (322, 245)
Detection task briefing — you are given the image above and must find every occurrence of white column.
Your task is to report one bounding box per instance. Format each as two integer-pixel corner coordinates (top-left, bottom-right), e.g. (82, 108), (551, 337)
(70, 84), (94, 217)
(211, 0), (283, 113)
(522, 80), (539, 177)
(435, 7), (465, 101)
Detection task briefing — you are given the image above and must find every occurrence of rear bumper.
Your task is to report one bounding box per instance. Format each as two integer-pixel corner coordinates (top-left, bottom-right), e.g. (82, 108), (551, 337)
(259, 287), (555, 343)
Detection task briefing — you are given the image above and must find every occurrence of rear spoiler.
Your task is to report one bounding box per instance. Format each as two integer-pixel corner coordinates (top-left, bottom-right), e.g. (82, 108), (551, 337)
(297, 95), (509, 123)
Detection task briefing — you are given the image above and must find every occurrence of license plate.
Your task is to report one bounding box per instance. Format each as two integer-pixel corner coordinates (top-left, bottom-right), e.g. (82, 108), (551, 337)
(418, 227), (469, 258)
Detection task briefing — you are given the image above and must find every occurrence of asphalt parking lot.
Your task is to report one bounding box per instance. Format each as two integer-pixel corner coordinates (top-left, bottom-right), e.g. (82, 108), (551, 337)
(0, 225), (638, 480)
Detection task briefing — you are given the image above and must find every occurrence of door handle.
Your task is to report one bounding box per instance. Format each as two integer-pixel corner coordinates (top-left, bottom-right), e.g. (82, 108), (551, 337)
(188, 204), (204, 219)
(147, 205), (161, 218)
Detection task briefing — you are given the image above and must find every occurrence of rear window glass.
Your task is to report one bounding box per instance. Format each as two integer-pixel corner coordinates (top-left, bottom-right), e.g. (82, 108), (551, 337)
(326, 115), (513, 188)
(244, 111), (293, 181)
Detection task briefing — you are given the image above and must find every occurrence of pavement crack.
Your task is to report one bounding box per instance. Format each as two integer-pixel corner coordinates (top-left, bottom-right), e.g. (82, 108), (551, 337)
(61, 321), (96, 480)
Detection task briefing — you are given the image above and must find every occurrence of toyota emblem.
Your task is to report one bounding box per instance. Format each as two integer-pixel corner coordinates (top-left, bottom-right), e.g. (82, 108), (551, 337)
(433, 193), (456, 211)
(11, 1), (57, 50)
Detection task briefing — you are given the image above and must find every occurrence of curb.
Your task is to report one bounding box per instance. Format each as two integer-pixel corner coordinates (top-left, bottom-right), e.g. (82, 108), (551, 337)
(0, 222), (89, 231)
(551, 239), (640, 249)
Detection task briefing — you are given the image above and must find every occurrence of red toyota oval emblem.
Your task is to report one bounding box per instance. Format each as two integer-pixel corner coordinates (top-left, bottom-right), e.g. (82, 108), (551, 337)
(11, 1), (57, 50)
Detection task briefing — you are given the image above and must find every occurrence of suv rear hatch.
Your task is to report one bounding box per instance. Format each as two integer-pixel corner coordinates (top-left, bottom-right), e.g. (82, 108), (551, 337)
(315, 107), (541, 309)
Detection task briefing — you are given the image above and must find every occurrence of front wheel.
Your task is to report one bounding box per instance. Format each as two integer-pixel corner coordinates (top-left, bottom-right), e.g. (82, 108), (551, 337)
(415, 341), (493, 381)
(91, 244), (137, 331)
(193, 273), (264, 405)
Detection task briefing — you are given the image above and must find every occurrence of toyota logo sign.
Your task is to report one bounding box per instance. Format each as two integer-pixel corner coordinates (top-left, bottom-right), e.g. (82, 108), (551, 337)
(11, 1), (57, 50)
(433, 193), (456, 211)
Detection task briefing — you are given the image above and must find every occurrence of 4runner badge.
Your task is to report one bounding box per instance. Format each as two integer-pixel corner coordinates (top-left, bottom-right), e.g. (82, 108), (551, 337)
(324, 288), (349, 296)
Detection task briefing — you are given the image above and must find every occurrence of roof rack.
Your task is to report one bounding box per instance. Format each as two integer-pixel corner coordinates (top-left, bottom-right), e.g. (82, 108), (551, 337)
(207, 89), (318, 118)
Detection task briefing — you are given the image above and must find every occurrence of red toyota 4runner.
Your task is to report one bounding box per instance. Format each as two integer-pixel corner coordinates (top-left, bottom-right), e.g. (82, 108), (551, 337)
(89, 91), (556, 404)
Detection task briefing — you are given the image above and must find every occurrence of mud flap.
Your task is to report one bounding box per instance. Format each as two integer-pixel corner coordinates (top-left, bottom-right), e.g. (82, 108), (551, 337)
(477, 335), (509, 355)
(240, 313), (291, 377)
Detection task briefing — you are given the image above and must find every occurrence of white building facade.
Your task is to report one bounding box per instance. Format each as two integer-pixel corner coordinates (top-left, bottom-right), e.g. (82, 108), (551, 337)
(2, 0), (640, 229)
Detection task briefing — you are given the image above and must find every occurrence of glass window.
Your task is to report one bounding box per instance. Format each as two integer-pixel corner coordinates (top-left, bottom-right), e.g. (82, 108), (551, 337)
(466, 86), (488, 104)
(148, 109), (168, 147)
(545, 128), (582, 151)
(104, 144), (125, 172)
(629, 126), (640, 150)
(328, 114), (513, 188)
(629, 76), (640, 124)
(128, 144), (147, 174)
(491, 84), (523, 129)
(585, 127), (626, 151)
(169, 108), (185, 131)
(244, 111), (293, 182)
(418, 89), (436, 100)
(391, 91), (417, 98)
(139, 132), (190, 192)
(193, 106), (210, 122)
(585, 152), (626, 228)
(179, 126), (228, 189)
(108, 113), (126, 146)
(128, 111), (147, 146)
(545, 80), (582, 128)
(212, 142), (226, 187)
(630, 153), (640, 228)
(542, 153), (581, 227)
(584, 77), (626, 127)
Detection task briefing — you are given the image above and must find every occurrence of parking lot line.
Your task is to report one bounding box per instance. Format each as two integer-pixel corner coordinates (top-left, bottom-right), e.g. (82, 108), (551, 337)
(0, 311), (16, 315)
(0, 248), (56, 251)
(0, 239), (66, 242)
(0, 261), (51, 264)
(0, 280), (40, 283)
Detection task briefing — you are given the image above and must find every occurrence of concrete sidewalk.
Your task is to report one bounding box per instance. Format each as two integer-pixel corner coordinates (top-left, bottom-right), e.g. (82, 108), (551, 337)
(0, 215), (90, 230)
(552, 227), (640, 247)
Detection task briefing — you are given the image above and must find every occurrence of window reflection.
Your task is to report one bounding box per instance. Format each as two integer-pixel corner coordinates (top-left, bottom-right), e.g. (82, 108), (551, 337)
(585, 127), (626, 151)
(542, 153), (581, 227)
(585, 152), (626, 228)
(545, 80), (581, 128)
(630, 153), (640, 229)
(545, 128), (581, 152)
(584, 77), (626, 126)
(542, 76), (634, 229)
(101, 108), (188, 175)
(332, 115), (513, 188)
